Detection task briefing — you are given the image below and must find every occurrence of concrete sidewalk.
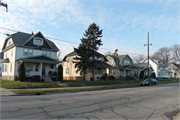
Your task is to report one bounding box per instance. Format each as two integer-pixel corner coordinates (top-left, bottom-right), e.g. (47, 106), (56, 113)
(0, 87), (17, 96)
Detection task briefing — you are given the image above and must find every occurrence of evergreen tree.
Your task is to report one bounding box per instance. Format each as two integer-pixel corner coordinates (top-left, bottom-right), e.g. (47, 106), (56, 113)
(73, 23), (103, 80)
(18, 61), (26, 82)
(58, 64), (63, 82)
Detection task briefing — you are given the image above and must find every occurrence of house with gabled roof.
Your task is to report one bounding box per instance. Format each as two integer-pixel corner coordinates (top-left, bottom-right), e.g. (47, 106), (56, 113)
(0, 31), (61, 81)
(140, 57), (171, 78)
(62, 51), (112, 81)
(0, 52), (4, 77)
(166, 63), (180, 78)
(106, 54), (141, 79)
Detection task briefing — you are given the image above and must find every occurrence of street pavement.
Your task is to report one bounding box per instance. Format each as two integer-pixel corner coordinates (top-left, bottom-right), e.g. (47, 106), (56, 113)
(1, 83), (179, 120)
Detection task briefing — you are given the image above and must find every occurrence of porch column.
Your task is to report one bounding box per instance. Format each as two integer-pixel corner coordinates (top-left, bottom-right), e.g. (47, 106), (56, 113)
(40, 62), (42, 78)
(124, 69), (126, 80)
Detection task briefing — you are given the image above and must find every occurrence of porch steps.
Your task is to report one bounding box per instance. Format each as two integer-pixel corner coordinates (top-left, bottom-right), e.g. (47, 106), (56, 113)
(43, 75), (53, 83)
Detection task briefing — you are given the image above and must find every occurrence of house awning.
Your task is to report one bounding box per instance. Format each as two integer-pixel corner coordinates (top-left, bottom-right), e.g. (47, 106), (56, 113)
(0, 58), (10, 63)
(16, 55), (62, 64)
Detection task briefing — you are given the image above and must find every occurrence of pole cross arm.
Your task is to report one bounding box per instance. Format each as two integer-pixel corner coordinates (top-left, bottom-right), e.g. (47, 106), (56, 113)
(0, 2), (8, 12)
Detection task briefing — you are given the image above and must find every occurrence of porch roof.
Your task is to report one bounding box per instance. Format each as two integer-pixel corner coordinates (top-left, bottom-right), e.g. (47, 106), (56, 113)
(16, 55), (62, 64)
(95, 62), (112, 68)
(0, 58), (10, 63)
(119, 65), (139, 70)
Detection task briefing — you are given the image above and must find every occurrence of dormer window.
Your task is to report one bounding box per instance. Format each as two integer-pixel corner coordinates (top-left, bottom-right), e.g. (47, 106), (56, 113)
(33, 37), (43, 46)
(98, 57), (101, 61)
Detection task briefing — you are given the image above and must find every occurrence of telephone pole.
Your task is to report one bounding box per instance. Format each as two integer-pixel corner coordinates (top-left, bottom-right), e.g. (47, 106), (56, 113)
(144, 32), (152, 77)
(0, 0), (8, 12)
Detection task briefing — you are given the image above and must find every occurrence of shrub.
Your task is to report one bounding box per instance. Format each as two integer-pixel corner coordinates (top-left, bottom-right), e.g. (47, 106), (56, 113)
(18, 62), (26, 82)
(101, 76), (106, 81)
(109, 75), (115, 81)
(58, 65), (63, 82)
(151, 73), (156, 78)
(126, 76), (134, 80)
(139, 71), (144, 79)
(90, 77), (93, 81)
(32, 75), (40, 82)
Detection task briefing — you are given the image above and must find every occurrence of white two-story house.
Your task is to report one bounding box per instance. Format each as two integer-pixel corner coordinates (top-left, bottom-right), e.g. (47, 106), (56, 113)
(141, 57), (171, 78)
(1, 31), (61, 80)
(166, 63), (180, 78)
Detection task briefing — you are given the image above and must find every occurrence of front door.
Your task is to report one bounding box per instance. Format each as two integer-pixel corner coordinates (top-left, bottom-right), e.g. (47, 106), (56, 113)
(42, 65), (45, 75)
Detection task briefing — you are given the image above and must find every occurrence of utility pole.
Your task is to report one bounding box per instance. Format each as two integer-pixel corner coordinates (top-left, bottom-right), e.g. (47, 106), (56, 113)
(144, 32), (152, 78)
(0, 0), (8, 12)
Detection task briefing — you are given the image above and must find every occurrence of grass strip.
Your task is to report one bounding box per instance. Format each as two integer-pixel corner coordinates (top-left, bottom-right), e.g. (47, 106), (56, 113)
(0, 79), (61, 89)
(11, 84), (140, 94)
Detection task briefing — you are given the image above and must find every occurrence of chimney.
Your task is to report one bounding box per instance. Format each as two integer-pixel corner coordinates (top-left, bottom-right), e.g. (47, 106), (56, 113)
(114, 49), (118, 56)
(31, 32), (34, 35)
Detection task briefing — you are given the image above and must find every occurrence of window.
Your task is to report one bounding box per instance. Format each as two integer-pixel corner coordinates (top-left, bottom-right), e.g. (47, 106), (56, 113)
(33, 37), (43, 45)
(35, 64), (39, 71)
(24, 49), (33, 56)
(124, 60), (130, 65)
(3, 64), (7, 72)
(66, 68), (69, 74)
(76, 70), (79, 74)
(90, 57), (93, 61)
(11, 49), (13, 56)
(43, 51), (51, 57)
(25, 63), (33, 71)
(50, 65), (54, 69)
(98, 57), (101, 61)
(10, 63), (12, 72)
(67, 57), (70, 63)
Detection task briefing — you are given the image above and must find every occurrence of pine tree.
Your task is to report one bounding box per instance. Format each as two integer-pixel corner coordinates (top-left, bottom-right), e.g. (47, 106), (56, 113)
(73, 23), (103, 80)
(18, 61), (26, 82)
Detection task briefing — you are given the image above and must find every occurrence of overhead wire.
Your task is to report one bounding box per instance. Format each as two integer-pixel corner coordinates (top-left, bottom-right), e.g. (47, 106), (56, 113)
(0, 27), (146, 56)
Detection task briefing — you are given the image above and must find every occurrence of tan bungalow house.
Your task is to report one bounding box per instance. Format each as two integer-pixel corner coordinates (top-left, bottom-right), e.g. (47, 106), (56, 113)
(62, 51), (112, 81)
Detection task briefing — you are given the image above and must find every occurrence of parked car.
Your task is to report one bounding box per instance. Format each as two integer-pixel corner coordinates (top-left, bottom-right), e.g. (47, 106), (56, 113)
(140, 78), (158, 86)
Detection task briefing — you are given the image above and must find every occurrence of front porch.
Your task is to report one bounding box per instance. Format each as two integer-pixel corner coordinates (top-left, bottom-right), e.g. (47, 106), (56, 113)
(16, 55), (61, 82)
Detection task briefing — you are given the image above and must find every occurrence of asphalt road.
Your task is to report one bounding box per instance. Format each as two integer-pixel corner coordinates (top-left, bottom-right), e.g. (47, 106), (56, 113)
(1, 83), (179, 120)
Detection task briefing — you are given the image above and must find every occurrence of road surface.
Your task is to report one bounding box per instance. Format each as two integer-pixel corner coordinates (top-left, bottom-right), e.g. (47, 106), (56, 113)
(1, 83), (179, 120)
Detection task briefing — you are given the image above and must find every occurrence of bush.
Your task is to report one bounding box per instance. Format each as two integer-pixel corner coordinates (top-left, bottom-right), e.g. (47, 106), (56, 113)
(32, 75), (40, 82)
(18, 62), (26, 82)
(109, 75), (115, 81)
(151, 73), (156, 78)
(90, 77), (93, 81)
(126, 76), (134, 80)
(58, 65), (63, 82)
(101, 76), (106, 81)
(139, 71), (144, 79)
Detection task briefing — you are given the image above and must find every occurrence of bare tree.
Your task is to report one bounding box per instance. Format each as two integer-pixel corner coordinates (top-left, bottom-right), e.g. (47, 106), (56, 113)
(133, 55), (145, 63)
(57, 51), (61, 61)
(151, 47), (172, 66)
(171, 44), (180, 63)
(104, 51), (113, 55)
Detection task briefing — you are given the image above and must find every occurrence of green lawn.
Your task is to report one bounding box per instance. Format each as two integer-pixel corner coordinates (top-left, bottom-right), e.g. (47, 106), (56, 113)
(0, 79), (61, 89)
(63, 79), (179, 87)
(12, 84), (140, 94)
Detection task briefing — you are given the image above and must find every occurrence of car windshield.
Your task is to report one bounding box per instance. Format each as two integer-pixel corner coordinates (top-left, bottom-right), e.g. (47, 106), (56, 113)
(144, 79), (150, 82)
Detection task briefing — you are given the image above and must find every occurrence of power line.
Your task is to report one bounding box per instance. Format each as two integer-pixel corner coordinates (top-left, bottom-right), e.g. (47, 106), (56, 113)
(0, 27), (146, 56)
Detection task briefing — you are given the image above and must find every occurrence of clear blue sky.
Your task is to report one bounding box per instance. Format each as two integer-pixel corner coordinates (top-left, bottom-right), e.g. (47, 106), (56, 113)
(0, 0), (179, 59)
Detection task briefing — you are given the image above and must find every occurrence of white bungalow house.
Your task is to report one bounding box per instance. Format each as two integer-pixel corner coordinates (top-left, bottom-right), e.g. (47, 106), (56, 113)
(1, 31), (61, 81)
(62, 51), (112, 81)
(140, 57), (171, 78)
(106, 54), (142, 80)
(166, 63), (180, 78)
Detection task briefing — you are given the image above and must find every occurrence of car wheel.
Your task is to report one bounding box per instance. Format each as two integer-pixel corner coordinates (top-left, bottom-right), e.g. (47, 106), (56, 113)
(149, 83), (151, 86)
